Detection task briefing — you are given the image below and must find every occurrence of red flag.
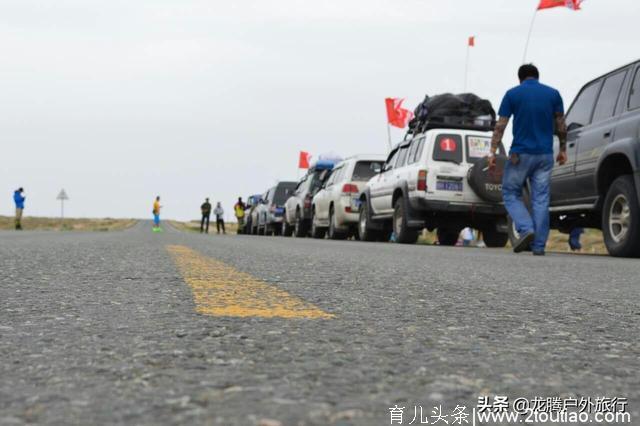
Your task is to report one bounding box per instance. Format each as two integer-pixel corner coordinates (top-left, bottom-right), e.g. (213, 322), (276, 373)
(538, 0), (583, 10)
(468, 36), (475, 47)
(298, 151), (310, 169)
(385, 98), (414, 129)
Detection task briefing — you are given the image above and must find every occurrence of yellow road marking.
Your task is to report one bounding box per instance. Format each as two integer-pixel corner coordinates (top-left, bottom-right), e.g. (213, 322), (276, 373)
(167, 245), (334, 319)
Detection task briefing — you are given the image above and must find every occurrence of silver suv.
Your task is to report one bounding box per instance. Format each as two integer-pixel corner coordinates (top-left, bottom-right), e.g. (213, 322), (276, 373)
(358, 128), (507, 245)
(311, 155), (385, 239)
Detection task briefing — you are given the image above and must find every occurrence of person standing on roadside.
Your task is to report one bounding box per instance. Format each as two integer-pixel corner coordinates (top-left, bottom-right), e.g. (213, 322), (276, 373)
(13, 188), (26, 230)
(488, 64), (567, 256)
(569, 227), (584, 252)
(152, 196), (162, 232)
(200, 198), (212, 234)
(214, 202), (225, 234)
(234, 197), (246, 234)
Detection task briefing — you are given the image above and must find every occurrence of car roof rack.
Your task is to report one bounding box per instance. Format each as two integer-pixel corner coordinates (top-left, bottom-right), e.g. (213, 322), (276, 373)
(405, 116), (495, 139)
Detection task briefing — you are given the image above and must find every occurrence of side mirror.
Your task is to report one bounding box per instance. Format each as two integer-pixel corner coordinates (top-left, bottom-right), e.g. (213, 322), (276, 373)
(567, 122), (583, 132)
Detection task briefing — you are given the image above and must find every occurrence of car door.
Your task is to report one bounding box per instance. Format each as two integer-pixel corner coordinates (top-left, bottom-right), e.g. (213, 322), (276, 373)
(370, 148), (399, 214)
(573, 69), (629, 202)
(315, 167), (338, 221)
(551, 79), (601, 205)
(612, 64), (640, 162)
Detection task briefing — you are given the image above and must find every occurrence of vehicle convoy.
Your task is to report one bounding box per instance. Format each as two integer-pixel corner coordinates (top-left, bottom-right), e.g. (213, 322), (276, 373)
(311, 155), (386, 239)
(527, 59), (640, 257)
(283, 160), (335, 237)
(254, 181), (297, 235)
(358, 93), (509, 245)
(243, 194), (262, 234)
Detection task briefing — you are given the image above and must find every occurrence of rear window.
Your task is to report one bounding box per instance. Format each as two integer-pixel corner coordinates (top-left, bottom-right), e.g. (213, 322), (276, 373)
(274, 184), (296, 204)
(352, 161), (384, 181)
(433, 134), (463, 164)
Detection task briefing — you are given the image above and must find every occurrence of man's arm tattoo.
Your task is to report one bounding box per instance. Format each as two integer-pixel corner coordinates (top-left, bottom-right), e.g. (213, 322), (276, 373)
(491, 117), (509, 154)
(555, 112), (568, 151)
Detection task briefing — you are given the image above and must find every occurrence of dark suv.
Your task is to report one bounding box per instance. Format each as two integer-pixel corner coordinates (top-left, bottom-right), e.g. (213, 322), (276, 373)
(521, 60), (640, 257)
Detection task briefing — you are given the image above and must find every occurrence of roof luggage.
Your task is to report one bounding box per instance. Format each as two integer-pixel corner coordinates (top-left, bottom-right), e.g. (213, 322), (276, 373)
(407, 93), (496, 135)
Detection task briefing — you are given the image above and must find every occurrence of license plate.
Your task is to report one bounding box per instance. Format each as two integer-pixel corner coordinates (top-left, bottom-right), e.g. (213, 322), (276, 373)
(436, 180), (463, 192)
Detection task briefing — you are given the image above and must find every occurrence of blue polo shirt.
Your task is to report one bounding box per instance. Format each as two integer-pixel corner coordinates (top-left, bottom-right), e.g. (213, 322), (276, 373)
(498, 79), (564, 155)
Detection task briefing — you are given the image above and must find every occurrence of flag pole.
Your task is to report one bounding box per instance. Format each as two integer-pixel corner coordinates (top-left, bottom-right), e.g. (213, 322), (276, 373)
(386, 123), (392, 152)
(522, 7), (538, 63)
(463, 43), (470, 92)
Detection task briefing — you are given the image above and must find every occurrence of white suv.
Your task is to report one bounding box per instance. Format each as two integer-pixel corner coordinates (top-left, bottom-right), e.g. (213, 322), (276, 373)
(358, 128), (508, 245)
(311, 155), (386, 239)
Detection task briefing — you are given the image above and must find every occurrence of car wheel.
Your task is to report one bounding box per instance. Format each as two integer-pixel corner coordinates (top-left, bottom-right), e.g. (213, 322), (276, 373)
(482, 227), (509, 248)
(310, 210), (326, 239)
(602, 175), (640, 257)
(294, 210), (308, 238)
(393, 196), (419, 244)
(357, 200), (378, 242)
(282, 219), (293, 237)
(437, 227), (459, 246)
(328, 206), (347, 240)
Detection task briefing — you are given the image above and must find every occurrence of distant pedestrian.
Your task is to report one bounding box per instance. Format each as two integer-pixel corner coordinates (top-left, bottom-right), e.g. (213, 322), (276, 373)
(234, 197), (246, 234)
(214, 202), (225, 234)
(13, 188), (25, 230)
(489, 64), (567, 256)
(200, 198), (212, 234)
(152, 196), (162, 232)
(569, 227), (584, 252)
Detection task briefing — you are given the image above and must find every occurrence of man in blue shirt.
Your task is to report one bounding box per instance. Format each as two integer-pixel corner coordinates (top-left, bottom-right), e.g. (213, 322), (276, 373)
(13, 187), (26, 230)
(488, 64), (568, 255)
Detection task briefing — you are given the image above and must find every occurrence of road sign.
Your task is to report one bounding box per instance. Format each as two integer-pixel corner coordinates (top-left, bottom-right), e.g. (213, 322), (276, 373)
(57, 189), (69, 201)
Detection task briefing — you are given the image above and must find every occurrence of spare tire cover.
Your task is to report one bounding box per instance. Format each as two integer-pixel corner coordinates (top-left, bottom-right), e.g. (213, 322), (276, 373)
(467, 155), (507, 203)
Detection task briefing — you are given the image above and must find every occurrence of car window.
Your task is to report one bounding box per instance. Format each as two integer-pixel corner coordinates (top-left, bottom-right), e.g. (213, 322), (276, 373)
(326, 167), (341, 186)
(352, 161), (384, 181)
(395, 144), (410, 168)
(409, 137), (425, 164)
(384, 148), (399, 172)
(592, 71), (627, 123)
(566, 80), (601, 128)
(274, 184), (296, 204)
(433, 134), (463, 164)
(629, 67), (640, 110)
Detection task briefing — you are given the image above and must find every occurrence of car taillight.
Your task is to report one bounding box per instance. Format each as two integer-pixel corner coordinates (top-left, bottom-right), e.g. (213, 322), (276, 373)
(342, 183), (359, 194)
(417, 170), (428, 191)
(269, 204), (276, 212)
(304, 195), (312, 209)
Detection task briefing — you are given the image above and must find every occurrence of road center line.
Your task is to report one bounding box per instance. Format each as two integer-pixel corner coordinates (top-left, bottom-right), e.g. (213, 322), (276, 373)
(166, 245), (335, 319)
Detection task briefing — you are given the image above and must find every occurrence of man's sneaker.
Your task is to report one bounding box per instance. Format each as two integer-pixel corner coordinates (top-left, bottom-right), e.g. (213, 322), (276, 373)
(513, 232), (535, 253)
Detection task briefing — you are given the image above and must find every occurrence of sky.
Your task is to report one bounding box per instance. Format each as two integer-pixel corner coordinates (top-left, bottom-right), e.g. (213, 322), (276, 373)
(1, 0), (638, 221)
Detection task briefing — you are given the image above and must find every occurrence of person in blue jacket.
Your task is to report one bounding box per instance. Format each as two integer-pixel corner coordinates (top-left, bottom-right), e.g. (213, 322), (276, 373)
(13, 188), (26, 230)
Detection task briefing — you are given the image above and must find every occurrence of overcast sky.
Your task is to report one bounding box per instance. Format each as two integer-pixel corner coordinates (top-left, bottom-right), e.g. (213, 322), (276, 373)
(1, 0), (637, 221)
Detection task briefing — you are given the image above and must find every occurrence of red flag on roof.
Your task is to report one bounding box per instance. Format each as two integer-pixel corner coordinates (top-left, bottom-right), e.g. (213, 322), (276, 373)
(468, 36), (475, 47)
(385, 98), (414, 129)
(538, 0), (583, 10)
(298, 151), (311, 169)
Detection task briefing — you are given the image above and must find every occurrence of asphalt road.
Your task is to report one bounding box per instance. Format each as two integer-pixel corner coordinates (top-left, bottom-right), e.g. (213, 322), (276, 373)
(1, 221), (639, 425)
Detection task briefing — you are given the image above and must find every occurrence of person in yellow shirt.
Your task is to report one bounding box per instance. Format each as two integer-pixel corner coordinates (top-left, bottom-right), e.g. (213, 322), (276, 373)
(152, 196), (162, 232)
(234, 197), (246, 234)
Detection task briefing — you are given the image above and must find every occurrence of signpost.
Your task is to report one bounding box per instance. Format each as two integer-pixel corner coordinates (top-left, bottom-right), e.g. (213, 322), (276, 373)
(56, 189), (69, 224)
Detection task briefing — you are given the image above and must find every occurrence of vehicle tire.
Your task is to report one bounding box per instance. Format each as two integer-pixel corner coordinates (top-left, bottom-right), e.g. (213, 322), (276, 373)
(467, 155), (508, 203)
(377, 228), (393, 242)
(328, 206), (347, 240)
(310, 210), (326, 239)
(602, 175), (640, 258)
(273, 225), (282, 236)
(393, 196), (419, 244)
(357, 200), (378, 242)
(437, 227), (459, 246)
(482, 227), (509, 248)
(258, 225), (265, 236)
(282, 217), (293, 237)
(294, 210), (308, 238)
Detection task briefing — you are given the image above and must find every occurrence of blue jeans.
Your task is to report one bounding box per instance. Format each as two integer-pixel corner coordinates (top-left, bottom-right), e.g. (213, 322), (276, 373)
(502, 153), (554, 252)
(569, 227), (584, 250)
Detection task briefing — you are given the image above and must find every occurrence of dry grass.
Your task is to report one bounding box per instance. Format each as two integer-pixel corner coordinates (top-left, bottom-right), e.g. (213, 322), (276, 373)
(418, 228), (607, 255)
(169, 220), (239, 234)
(0, 216), (137, 232)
